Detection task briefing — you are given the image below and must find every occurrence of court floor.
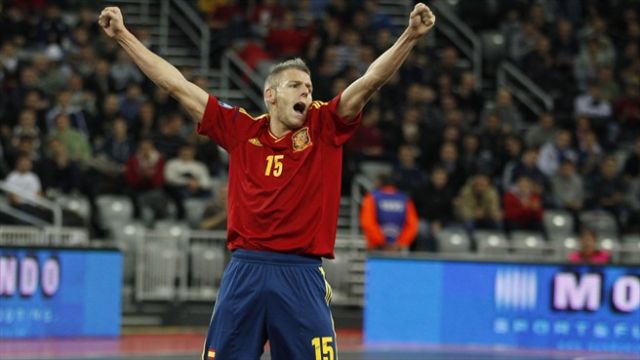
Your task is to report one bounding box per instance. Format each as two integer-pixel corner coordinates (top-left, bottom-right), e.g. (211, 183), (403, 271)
(1, 330), (637, 360)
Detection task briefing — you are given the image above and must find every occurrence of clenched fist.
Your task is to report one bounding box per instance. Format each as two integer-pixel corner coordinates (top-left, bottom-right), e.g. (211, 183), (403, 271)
(409, 3), (436, 37)
(99, 7), (128, 39)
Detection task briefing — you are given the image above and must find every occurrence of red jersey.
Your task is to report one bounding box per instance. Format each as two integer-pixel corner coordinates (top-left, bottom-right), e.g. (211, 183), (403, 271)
(197, 94), (361, 258)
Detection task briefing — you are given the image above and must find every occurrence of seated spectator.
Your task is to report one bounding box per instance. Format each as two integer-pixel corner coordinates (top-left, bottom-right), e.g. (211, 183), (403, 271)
(118, 83), (146, 124)
(510, 147), (549, 196)
(433, 141), (466, 192)
(460, 132), (493, 178)
(360, 173), (418, 252)
(91, 117), (134, 193)
(125, 138), (166, 220)
(153, 113), (187, 159)
(392, 144), (426, 195)
(164, 144), (212, 220)
(525, 112), (556, 149)
(4, 155), (83, 226)
(537, 129), (578, 177)
(48, 113), (92, 165)
(574, 82), (612, 131)
(615, 83), (640, 139)
(587, 156), (627, 233)
(45, 89), (89, 135)
(577, 130), (603, 176)
(503, 175), (545, 234)
(551, 159), (584, 222)
(132, 101), (158, 141)
(623, 136), (640, 183)
(498, 135), (524, 188)
(413, 166), (455, 251)
(11, 109), (41, 151)
(568, 227), (611, 264)
(346, 106), (386, 161)
(38, 137), (83, 195)
(456, 174), (503, 234)
(200, 184), (228, 231)
(490, 88), (524, 134)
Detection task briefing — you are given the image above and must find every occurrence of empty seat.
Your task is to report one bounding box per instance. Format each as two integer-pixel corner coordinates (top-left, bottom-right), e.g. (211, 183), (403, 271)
(621, 238), (640, 264)
(543, 210), (573, 236)
(97, 195), (133, 226)
(53, 194), (91, 220)
(436, 228), (471, 253)
(154, 220), (190, 238)
(511, 231), (546, 256)
(475, 230), (509, 255)
(579, 210), (618, 236)
(598, 235), (621, 263)
(551, 235), (579, 261)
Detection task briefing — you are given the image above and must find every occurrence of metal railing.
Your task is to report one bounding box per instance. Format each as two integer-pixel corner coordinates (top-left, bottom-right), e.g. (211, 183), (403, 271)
(431, 0), (482, 89)
(497, 61), (554, 116)
(0, 181), (62, 229)
(129, 228), (367, 306)
(220, 49), (266, 110)
(0, 225), (89, 247)
(160, 0), (210, 74)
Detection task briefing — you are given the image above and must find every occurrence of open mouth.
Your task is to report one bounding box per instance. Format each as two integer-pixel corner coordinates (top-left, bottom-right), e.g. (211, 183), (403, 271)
(293, 102), (306, 115)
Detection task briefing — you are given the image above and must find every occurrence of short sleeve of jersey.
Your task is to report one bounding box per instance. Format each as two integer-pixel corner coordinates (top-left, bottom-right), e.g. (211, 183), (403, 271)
(320, 93), (362, 146)
(196, 95), (257, 151)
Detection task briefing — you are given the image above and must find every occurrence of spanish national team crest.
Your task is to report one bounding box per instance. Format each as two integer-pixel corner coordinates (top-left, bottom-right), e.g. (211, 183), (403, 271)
(292, 127), (312, 152)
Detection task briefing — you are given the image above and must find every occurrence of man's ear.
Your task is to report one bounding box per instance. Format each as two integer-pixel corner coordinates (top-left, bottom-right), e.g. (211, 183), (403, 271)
(265, 87), (276, 105)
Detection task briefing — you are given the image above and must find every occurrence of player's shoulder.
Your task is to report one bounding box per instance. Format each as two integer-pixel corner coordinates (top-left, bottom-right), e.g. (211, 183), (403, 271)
(237, 107), (269, 123)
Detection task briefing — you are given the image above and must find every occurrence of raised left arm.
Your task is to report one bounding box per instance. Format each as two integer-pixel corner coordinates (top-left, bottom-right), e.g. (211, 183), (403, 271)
(338, 3), (436, 120)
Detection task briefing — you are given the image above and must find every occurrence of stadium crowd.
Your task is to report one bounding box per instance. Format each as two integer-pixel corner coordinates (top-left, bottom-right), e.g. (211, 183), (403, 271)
(1, 0), (640, 255)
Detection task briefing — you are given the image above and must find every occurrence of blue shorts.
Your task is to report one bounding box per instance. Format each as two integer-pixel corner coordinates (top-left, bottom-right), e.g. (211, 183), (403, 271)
(202, 249), (336, 360)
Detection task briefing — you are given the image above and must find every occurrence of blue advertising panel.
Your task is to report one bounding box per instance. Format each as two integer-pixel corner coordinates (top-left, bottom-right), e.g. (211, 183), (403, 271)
(365, 257), (640, 353)
(0, 248), (122, 338)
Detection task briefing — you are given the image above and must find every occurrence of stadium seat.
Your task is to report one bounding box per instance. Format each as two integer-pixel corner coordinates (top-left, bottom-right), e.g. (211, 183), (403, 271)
(154, 220), (190, 238)
(436, 228), (471, 253)
(510, 231), (546, 256)
(543, 210), (573, 237)
(96, 195), (133, 227)
(359, 161), (393, 182)
(598, 235), (621, 263)
(188, 242), (226, 299)
(551, 235), (579, 261)
(53, 194), (91, 221)
(475, 230), (509, 255)
(579, 210), (618, 236)
(621, 237), (640, 264)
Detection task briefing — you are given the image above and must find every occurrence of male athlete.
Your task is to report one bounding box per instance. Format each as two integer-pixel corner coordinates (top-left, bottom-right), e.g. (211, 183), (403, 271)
(99, 4), (435, 359)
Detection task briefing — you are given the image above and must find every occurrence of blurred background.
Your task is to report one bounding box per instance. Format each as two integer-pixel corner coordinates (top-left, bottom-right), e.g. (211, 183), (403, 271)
(0, 0), (639, 359)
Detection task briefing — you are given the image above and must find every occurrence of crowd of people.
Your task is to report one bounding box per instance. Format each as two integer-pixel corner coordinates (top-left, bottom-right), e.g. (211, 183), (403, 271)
(1, 1), (639, 259)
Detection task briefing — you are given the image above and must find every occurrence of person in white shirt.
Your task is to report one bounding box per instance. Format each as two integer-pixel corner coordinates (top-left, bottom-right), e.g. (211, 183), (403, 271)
(164, 144), (212, 220)
(4, 155), (50, 222)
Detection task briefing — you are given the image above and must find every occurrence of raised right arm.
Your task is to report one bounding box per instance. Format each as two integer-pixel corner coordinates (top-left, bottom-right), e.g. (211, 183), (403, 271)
(99, 7), (208, 122)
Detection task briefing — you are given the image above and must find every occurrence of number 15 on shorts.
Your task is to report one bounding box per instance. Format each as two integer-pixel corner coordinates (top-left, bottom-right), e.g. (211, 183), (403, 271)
(311, 336), (334, 360)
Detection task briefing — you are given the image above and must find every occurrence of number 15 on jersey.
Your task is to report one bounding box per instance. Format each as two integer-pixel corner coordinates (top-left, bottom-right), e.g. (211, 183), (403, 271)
(265, 155), (284, 177)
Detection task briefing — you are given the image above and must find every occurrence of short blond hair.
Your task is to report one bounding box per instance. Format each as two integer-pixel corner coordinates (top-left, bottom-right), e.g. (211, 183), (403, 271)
(264, 58), (311, 90)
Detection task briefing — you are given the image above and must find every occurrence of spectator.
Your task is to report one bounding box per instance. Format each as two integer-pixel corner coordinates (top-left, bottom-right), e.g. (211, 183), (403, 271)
(587, 156), (627, 233)
(576, 130), (604, 176)
(153, 113), (187, 159)
(164, 144), (212, 220)
(622, 136), (640, 183)
(346, 106), (386, 161)
(433, 141), (466, 192)
(392, 144), (426, 195)
(551, 159), (585, 221)
(525, 112), (557, 149)
(45, 89), (90, 135)
(456, 174), (503, 234)
(48, 113), (92, 164)
(503, 175), (545, 233)
(498, 134), (524, 188)
(574, 82), (612, 124)
(568, 227), (611, 264)
(479, 112), (506, 160)
(85, 59), (115, 99)
(455, 72), (484, 124)
(460, 132), (493, 178)
(615, 83), (640, 138)
(91, 117), (134, 194)
(38, 137), (82, 195)
(132, 101), (159, 141)
(110, 50), (144, 91)
(125, 138), (166, 220)
(511, 147), (549, 194)
(11, 109), (41, 151)
(118, 83), (146, 124)
(360, 173), (418, 252)
(538, 130), (578, 177)
(413, 166), (456, 251)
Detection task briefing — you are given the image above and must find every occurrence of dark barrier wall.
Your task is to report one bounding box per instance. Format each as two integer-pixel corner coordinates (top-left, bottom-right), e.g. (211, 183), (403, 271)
(0, 247), (122, 338)
(365, 256), (640, 354)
